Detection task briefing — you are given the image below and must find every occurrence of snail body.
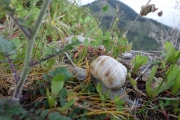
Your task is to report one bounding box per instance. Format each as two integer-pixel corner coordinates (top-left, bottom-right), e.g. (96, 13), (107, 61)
(90, 56), (127, 90)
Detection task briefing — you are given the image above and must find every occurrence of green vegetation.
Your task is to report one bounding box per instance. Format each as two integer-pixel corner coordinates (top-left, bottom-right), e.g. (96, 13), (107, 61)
(85, 0), (173, 50)
(0, 0), (179, 119)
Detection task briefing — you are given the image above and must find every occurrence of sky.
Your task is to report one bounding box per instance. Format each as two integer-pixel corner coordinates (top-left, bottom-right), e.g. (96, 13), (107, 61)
(73, 0), (180, 29)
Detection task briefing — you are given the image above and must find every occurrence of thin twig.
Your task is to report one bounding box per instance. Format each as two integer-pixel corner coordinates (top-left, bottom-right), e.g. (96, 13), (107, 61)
(123, 15), (140, 37)
(97, 0), (106, 21)
(161, 25), (170, 39)
(108, 4), (120, 31)
(30, 53), (57, 67)
(123, 0), (151, 37)
(8, 13), (32, 39)
(5, 53), (19, 84)
(13, 0), (52, 99)
(30, 41), (79, 67)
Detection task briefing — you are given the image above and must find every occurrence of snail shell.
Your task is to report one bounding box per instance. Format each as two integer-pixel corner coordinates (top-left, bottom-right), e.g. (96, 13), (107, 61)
(90, 56), (127, 90)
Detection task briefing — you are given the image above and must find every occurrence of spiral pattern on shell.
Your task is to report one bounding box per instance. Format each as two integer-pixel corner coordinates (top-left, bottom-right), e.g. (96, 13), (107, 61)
(90, 56), (127, 90)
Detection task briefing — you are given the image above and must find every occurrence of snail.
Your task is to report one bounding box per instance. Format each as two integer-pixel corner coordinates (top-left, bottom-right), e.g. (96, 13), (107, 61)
(90, 55), (127, 90)
(69, 55), (131, 103)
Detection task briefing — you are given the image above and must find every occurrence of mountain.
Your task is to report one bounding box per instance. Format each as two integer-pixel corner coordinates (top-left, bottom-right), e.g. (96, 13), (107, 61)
(84, 0), (172, 50)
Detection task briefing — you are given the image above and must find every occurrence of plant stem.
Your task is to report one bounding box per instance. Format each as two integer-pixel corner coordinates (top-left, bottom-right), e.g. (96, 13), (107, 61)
(30, 41), (80, 67)
(123, 0), (151, 37)
(12, 0), (52, 100)
(123, 15), (140, 37)
(5, 53), (19, 84)
(9, 13), (32, 39)
(108, 4), (120, 32)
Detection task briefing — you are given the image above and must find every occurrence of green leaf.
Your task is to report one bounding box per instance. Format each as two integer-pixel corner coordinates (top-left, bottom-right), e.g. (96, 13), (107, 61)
(146, 65), (157, 97)
(49, 113), (71, 120)
(42, 45), (53, 57)
(167, 64), (179, 82)
(84, 16), (91, 23)
(89, 83), (96, 92)
(114, 96), (125, 106)
(171, 51), (180, 63)
(102, 40), (112, 51)
(0, 115), (12, 120)
(58, 116), (71, 120)
(156, 65), (179, 95)
(105, 32), (111, 37)
(48, 66), (72, 82)
(153, 105), (159, 109)
(46, 88), (56, 108)
(48, 112), (61, 120)
(159, 64), (180, 95)
(96, 83), (106, 102)
(96, 35), (103, 43)
(96, 83), (102, 95)
(166, 51), (180, 63)
(42, 74), (51, 81)
(104, 89), (111, 100)
(6, 104), (24, 115)
(56, 67), (73, 81)
(30, 0), (39, 7)
(0, 98), (25, 117)
(102, 5), (108, 12)
(19, 113), (28, 120)
(39, 110), (49, 119)
(57, 98), (76, 111)
(133, 55), (148, 72)
(171, 100), (179, 108)
(1, 0), (15, 13)
(164, 42), (180, 63)
(165, 100), (171, 106)
(58, 88), (67, 106)
(172, 71), (180, 95)
(161, 61), (166, 71)
(159, 100), (164, 110)
(83, 39), (89, 46)
(128, 73), (137, 87)
(35, 109), (41, 116)
(47, 59), (56, 68)
(89, 41), (95, 47)
(164, 41), (174, 52)
(51, 73), (65, 96)
(11, 38), (21, 49)
(0, 36), (16, 56)
(62, 39), (80, 51)
(174, 108), (180, 114)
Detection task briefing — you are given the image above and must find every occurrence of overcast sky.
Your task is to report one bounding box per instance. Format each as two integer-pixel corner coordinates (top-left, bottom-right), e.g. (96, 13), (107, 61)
(74, 0), (180, 28)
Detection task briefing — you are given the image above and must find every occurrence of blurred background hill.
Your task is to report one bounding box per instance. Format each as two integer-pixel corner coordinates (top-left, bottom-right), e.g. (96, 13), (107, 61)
(84, 0), (179, 50)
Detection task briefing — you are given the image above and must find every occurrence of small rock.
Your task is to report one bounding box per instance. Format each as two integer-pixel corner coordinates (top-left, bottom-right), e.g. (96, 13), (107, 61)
(122, 52), (133, 59)
(92, 77), (133, 104)
(71, 67), (86, 81)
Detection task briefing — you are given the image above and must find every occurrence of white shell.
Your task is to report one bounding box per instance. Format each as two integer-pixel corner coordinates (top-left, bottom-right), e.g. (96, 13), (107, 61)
(90, 56), (127, 90)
